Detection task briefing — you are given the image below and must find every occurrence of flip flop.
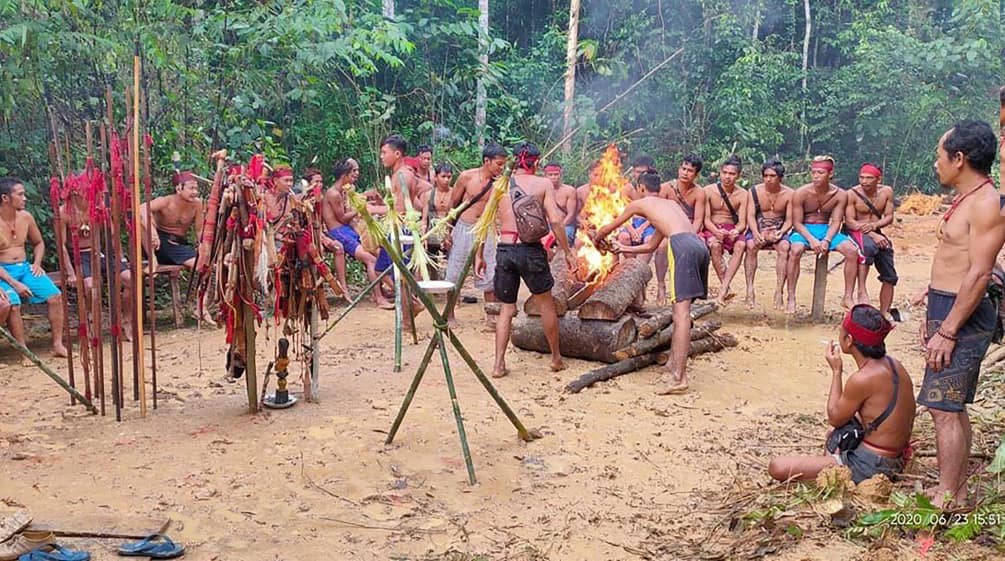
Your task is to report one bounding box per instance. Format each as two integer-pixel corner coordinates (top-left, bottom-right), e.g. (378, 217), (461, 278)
(18, 545), (90, 561)
(117, 534), (184, 559)
(0, 510), (32, 543)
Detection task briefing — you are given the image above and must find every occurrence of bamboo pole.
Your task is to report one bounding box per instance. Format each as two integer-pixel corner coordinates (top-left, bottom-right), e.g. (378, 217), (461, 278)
(104, 87), (126, 420)
(436, 331), (477, 484)
(141, 99), (157, 409)
(1, 327), (97, 414)
(85, 121), (106, 415)
(132, 53), (147, 417)
(99, 122), (116, 418)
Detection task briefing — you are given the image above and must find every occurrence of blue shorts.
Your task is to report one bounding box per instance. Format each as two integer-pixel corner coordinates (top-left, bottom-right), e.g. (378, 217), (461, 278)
(0, 261), (61, 306)
(329, 225), (392, 271)
(788, 223), (853, 250)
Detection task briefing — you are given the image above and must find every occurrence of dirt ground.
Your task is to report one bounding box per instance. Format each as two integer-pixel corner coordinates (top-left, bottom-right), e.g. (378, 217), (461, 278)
(0, 214), (995, 560)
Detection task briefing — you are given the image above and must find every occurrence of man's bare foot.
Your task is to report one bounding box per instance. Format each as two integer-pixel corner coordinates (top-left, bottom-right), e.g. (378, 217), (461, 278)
(656, 288), (667, 307)
(655, 376), (688, 395)
(926, 487), (959, 509)
(857, 292), (870, 305)
(745, 293), (756, 309)
(841, 296), (855, 310)
(52, 343), (68, 358)
(786, 298), (797, 314)
(447, 317), (459, 329)
(491, 366), (509, 378)
(21, 356), (34, 367)
(550, 358), (566, 372)
(376, 300), (395, 310)
(773, 291), (784, 310)
(200, 311), (218, 328)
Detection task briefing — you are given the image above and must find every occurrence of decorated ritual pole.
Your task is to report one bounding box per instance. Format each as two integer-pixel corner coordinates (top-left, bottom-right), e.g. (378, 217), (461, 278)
(84, 121), (106, 414)
(104, 85), (127, 419)
(99, 122), (119, 418)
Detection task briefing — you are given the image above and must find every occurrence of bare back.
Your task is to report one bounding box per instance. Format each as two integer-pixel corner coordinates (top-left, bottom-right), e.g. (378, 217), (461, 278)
(850, 356), (915, 453)
(627, 197), (694, 239)
(498, 173), (556, 236)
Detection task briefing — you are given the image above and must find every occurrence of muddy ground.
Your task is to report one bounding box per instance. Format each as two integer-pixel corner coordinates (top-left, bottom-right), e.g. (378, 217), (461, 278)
(2, 214), (1000, 560)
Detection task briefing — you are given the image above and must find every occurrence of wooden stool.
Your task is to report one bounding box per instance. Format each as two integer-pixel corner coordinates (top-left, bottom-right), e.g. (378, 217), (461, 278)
(153, 265), (185, 328)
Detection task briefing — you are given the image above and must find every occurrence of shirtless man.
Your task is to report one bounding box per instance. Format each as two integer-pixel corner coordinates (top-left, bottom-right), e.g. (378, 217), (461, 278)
(476, 142), (573, 378)
(323, 158), (393, 309)
(415, 144), (435, 185)
(381, 134), (426, 330)
(844, 163), (897, 316)
(575, 161), (602, 243)
(0, 177), (67, 357)
(743, 159), (794, 309)
(304, 168), (349, 294)
(615, 170), (660, 263)
(914, 121), (1005, 508)
(594, 195), (709, 395)
(141, 170), (205, 270)
(655, 154), (706, 304)
(631, 155), (655, 183)
(701, 155), (748, 305)
(786, 156), (860, 312)
(447, 143), (508, 326)
(420, 163), (454, 279)
(542, 162), (578, 250)
(263, 166), (296, 231)
(769, 305), (914, 484)
(60, 187), (133, 339)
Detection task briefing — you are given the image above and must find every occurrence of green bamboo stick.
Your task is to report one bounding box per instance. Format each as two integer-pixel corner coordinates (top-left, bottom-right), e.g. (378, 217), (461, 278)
(1, 327), (98, 414)
(437, 331), (477, 484)
(385, 334), (439, 444)
(315, 267), (391, 343)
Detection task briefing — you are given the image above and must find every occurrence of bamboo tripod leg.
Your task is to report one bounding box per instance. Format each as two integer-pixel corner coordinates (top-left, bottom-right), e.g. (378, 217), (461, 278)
(385, 335), (440, 444)
(437, 330), (477, 485)
(315, 267), (391, 342)
(1, 327), (97, 414)
(393, 266), (403, 373)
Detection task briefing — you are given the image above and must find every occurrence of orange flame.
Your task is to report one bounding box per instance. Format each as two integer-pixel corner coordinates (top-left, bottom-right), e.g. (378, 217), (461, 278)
(576, 145), (630, 282)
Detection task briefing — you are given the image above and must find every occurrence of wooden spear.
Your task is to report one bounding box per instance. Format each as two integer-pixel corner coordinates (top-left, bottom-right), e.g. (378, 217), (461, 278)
(99, 122), (116, 418)
(141, 91), (158, 410)
(104, 86), (126, 419)
(62, 131), (95, 403)
(85, 120), (106, 415)
(131, 50), (147, 417)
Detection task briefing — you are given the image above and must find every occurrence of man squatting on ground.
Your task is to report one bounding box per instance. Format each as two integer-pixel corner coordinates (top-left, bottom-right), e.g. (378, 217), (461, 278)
(322, 158), (395, 309)
(594, 172), (710, 395)
(768, 304), (915, 484)
(844, 163), (897, 317)
(447, 143), (509, 326)
(477, 141), (574, 378)
(914, 120), (1005, 508)
(657, 154), (706, 306)
(0, 177), (67, 357)
(787, 156), (861, 313)
(701, 154), (748, 306)
(742, 159), (794, 309)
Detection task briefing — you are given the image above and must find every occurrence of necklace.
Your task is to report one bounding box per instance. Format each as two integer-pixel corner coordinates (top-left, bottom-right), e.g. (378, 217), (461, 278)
(762, 187), (780, 212)
(1, 215), (15, 239)
(937, 178), (993, 239)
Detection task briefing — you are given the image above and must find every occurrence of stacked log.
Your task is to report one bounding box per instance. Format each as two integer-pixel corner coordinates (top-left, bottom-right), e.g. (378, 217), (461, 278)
(524, 254), (575, 317)
(511, 314), (637, 363)
(577, 259), (652, 320)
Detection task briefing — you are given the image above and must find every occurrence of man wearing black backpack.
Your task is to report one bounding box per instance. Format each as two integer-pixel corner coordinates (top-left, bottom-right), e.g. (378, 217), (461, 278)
(768, 304), (915, 484)
(844, 163), (897, 318)
(476, 142), (574, 378)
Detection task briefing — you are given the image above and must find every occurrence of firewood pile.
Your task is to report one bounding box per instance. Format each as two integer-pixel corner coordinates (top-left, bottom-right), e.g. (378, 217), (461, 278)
(510, 256), (737, 392)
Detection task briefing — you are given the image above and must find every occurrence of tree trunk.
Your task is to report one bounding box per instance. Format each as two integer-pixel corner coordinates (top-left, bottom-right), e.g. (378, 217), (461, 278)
(524, 254), (575, 317)
(613, 318), (721, 361)
(382, 0), (394, 19)
(657, 332), (738, 363)
(511, 313), (637, 363)
(577, 259), (652, 321)
(565, 353), (659, 393)
(800, 0), (811, 155)
(474, 0), (489, 151)
(637, 301), (716, 338)
(561, 0), (581, 155)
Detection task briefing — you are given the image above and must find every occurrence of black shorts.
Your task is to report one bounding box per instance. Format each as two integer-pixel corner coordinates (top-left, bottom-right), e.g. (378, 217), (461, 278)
(860, 234), (898, 286)
(155, 230), (197, 266)
(77, 250), (128, 280)
(918, 288), (995, 412)
(667, 233), (710, 303)
(494, 243), (554, 305)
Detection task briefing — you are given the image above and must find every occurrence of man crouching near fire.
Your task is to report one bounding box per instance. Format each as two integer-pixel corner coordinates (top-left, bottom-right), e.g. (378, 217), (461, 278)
(768, 304), (915, 484)
(593, 185), (710, 394)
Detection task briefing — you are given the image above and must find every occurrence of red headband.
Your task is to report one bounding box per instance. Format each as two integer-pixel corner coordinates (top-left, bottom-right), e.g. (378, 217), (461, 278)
(173, 171), (196, 186)
(516, 152), (539, 171)
(859, 164), (882, 178)
(841, 305), (893, 346)
(544, 163), (562, 172)
(272, 167), (294, 179)
(811, 160), (834, 172)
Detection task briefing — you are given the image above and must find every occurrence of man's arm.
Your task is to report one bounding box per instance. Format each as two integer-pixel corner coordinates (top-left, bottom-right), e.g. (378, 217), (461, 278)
(542, 183), (571, 253)
(790, 190), (813, 240)
(25, 213), (46, 275)
(595, 200), (640, 242)
(618, 231), (665, 255)
(844, 191), (867, 231)
(746, 189), (762, 239)
(140, 196), (168, 231)
(420, 191), (431, 232)
(876, 187), (895, 229)
(691, 190), (706, 233)
(735, 190), (748, 233)
(826, 370), (868, 427)
(193, 201), (205, 239)
(822, 191), (847, 246)
(702, 187), (721, 236)
(563, 189), (578, 227)
(449, 171), (470, 209)
(60, 213), (75, 279)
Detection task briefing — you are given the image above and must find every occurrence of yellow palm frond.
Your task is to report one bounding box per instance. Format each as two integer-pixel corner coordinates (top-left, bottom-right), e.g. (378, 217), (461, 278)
(473, 167), (510, 243)
(347, 188), (387, 245)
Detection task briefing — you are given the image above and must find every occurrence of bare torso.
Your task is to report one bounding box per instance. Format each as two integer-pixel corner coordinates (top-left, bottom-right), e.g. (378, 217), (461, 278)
(554, 184), (576, 223)
(60, 201), (95, 251)
(453, 167), (497, 225)
(659, 180), (703, 223)
(629, 198), (693, 239)
(0, 210), (33, 263)
(846, 185), (893, 230)
(931, 184), (1001, 292)
(704, 183), (747, 226)
(323, 185), (354, 231)
(796, 183), (844, 225)
(750, 183), (794, 222)
(152, 195), (201, 237)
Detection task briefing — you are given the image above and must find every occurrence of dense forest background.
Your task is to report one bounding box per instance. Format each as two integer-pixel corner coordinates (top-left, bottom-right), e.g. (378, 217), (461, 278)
(0, 0), (1001, 206)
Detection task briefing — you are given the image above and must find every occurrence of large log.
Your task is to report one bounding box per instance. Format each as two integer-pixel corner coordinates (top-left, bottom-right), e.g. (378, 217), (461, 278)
(511, 313), (637, 363)
(524, 254), (575, 317)
(637, 301), (716, 338)
(567, 331), (738, 394)
(577, 258), (653, 320)
(613, 317), (721, 361)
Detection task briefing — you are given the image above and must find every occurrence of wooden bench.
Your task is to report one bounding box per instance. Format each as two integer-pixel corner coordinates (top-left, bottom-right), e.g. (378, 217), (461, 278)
(44, 264), (186, 328)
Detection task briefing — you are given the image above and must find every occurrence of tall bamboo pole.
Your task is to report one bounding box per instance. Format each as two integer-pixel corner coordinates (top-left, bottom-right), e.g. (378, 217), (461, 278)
(141, 94), (158, 410)
(1, 327), (97, 414)
(99, 122), (116, 418)
(104, 87), (126, 420)
(85, 121), (105, 415)
(132, 52), (147, 417)
(561, 0), (581, 155)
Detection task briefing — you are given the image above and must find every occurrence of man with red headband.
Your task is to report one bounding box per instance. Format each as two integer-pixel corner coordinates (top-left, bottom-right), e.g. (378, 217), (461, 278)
(915, 121), (1005, 508)
(141, 169), (205, 270)
(786, 156), (861, 312)
(769, 304), (915, 484)
(263, 165), (296, 230)
(477, 141), (574, 378)
(845, 163), (897, 316)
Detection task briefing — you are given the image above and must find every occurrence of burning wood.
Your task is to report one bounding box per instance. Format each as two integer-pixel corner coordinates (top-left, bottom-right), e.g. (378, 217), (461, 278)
(577, 258), (652, 320)
(574, 145), (631, 283)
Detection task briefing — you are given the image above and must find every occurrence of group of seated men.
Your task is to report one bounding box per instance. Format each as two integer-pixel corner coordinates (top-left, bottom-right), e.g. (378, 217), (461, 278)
(583, 153), (897, 316)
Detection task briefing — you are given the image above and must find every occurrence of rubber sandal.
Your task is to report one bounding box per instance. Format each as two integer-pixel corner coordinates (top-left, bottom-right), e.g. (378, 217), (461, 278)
(18, 545), (90, 561)
(117, 534), (184, 559)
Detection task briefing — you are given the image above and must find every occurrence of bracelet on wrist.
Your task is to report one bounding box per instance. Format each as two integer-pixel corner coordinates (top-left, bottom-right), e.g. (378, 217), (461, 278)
(937, 329), (958, 342)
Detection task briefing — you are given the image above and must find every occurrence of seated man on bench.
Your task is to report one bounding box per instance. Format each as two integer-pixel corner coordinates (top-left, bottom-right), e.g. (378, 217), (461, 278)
(768, 304), (915, 484)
